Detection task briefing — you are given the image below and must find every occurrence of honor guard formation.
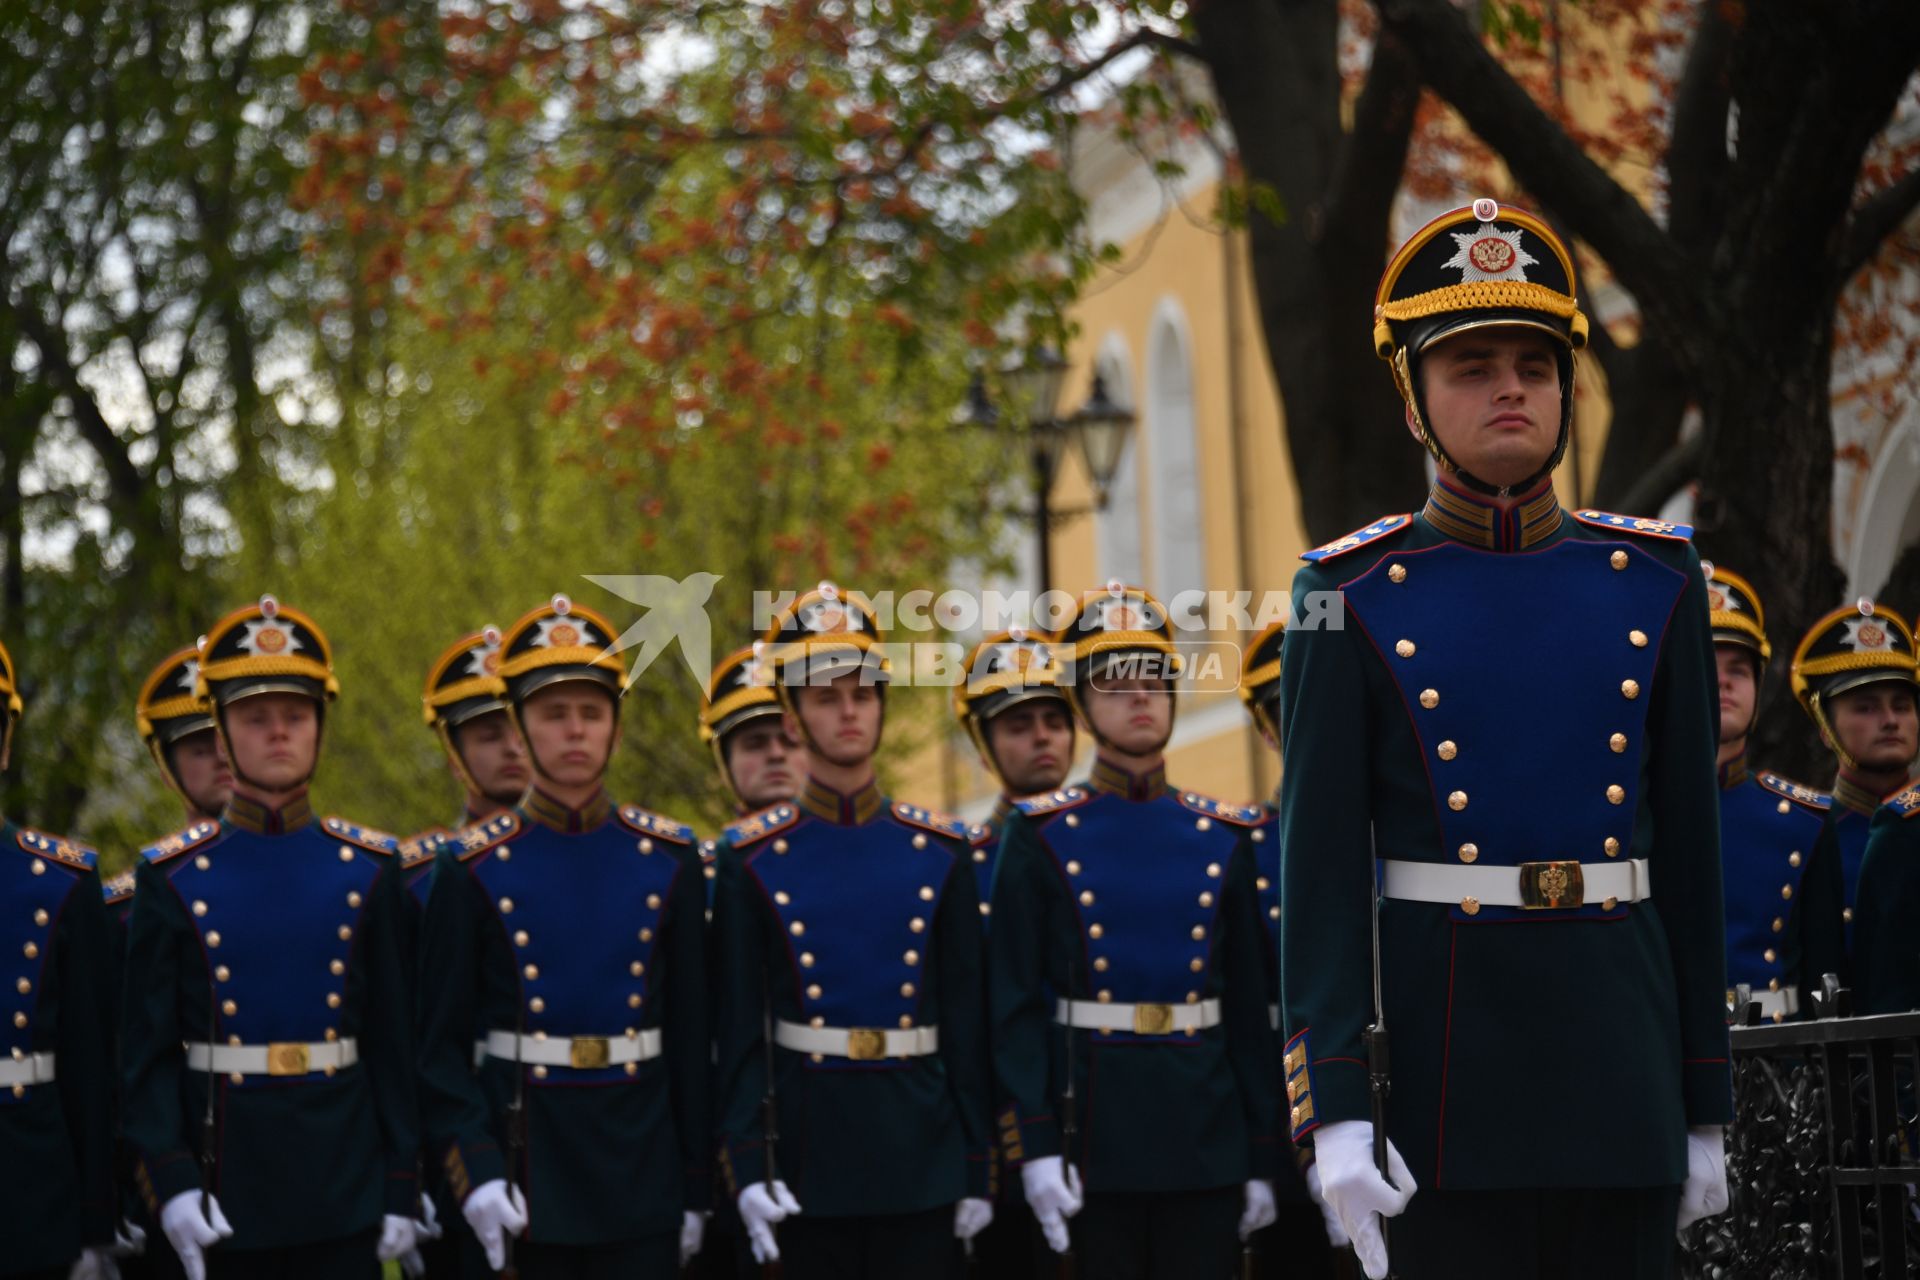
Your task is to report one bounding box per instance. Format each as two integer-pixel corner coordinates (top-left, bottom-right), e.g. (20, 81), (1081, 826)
(5, 200), (1918, 1280)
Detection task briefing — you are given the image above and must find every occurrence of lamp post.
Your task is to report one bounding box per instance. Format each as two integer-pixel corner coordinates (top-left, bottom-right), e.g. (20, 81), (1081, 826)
(964, 354), (1136, 595)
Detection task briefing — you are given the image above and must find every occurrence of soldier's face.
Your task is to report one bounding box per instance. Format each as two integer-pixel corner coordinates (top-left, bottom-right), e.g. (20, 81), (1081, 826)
(1414, 331), (1563, 489)
(454, 710), (530, 804)
(1083, 677), (1172, 758)
(1830, 683), (1919, 774)
(984, 701), (1074, 796)
(520, 684), (617, 789)
(221, 694), (318, 793)
(1715, 647), (1759, 745)
(724, 720), (806, 809)
(169, 729), (232, 818)
(786, 675), (882, 767)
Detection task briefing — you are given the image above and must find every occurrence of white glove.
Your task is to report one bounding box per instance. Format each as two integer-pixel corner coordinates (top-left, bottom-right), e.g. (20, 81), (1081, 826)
(67, 1248), (121, 1280)
(399, 1248), (428, 1279)
(1020, 1155), (1084, 1255)
(376, 1215), (419, 1263)
(112, 1219), (148, 1257)
(1305, 1162), (1349, 1247)
(954, 1197), (994, 1241)
(1677, 1125), (1730, 1229)
(1238, 1179), (1277, 1240)
(414, 1192), (444, 1242)
(462, 1180), (528, 1272)
(1312, 1120), (1416, 1280)
(737, 1181), (801, 1265)
(158, 1192), (234, 1280)
(679, 1210), (708, 1266)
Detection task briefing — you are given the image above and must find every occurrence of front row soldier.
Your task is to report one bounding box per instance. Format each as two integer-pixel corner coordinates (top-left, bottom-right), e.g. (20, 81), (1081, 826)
(1708, 568), (1831, 1022)
(0, 637), (117, 1280)
(1281, 200), (1730, 1279)
(1788, 600), (1920, 971)
(121, 597), (421, 1279)
(713, 583), (994, 1279)
(990, 584), (1280, 1280)
(416, 594), (711, 1277)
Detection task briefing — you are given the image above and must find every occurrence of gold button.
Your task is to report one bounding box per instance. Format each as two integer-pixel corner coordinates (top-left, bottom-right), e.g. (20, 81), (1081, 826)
(1190, 925), (1206, 941)
(229, 1072), (243, 1085)
(1251, 829), (1266, 843)
(1256, 877), (1270, 891)
(625, 1062), (638, 1076)
(1781, 885), (1793, 901)
(1604, 837), (1620, 857)
(774, 891), (790, 906)
(790, 921), (806, 937)
(1448, 791), (1468, 811)
(1419, 688), (1439, 709)
(215, 965), (231, 982)
(330, 960), (345, 976)
(1066, 860), (1082, 875)
(192, 901), (208, 917)
(1611, 550), (1628, 570)
(1772, 917), (1784, 933)
(338, 925), (353, 941)
(1764, 948), (1777, 964)
(901, 982), (916, 998)
(498, 898), (514, 915)
(1606, 785), (1625, 805)
(1189, 957), (1204, 971)
(1459, 844), (1478, 864)
(530, 997), (546, 1012)
(630, 961), (645, 977)
(628, 993), (643, 1008)
(919, 886), (935, 901)
(1195, 817), (1212, 832)
(523, 963), (540, 980)
(325, 1028), (338, 1042)
(221, 999), (237, 1016)
(497, 848), (511, 862)
(1621, 679), (1640, 699)
(1388, 563), (1407, 583)
(647, 894), (662, 909)
(1206, 863), (1222, 878)
(773, 839), (789, 854)
(515, 930), (530, 947)
(195, 855), (211, 871)
(1097, 957), (1113, 972)
(638, 928), (653, 943)
(12, 1012), (24, 1028)
(13, 978), (28, 995)
(1395, 639), (1416, 658)
(1610, 733), (1627, 753)
(1844, 907), (1854, 924)
(1088, 923), (1104, 939)
(904, 949), (920, 965)
(533, 1065), (548, 1080)
(227, 1034), (241, 1046)
(1186, 991), (1201, 1004)
(326, 993), (341, 1009)
(1768, 979), (1781, 993)
(347, 892), (362, 909)
(972, 850), (985, 863)
(21, 942), (35, 960)
(339, 847), (354, 862)
(1602, 897), (1618, 911)
(1629, 629), (1648, 648)
(800, 952), (815, 967)
(638, 839), (654, 854)
(1437, 740), (1457, 761)
(899, 1016), (914, 1029)
(1079, 890), (1095, 907)
(206, 931), (221, 947)
(29, 860), (43, 876)
(912, 834), (927, 849)
(1461, 897), (1480, 916)
(806, 984), (822, 999)
(32, 909), (47, 926)
(1199, 891), (1215, 908)
(1789, 851), (1801, 868)
(1776, 800), (1790, 814)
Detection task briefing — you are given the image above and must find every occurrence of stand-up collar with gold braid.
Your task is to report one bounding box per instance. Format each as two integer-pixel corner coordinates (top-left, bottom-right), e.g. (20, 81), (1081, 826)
(798, 776), (886, 826)
(1718, 753), (1750, 791)
(1420, 477), (1564, 552)
(224, 791), (314, 835)
(523, 787), (613, 833)
(1833, 771), (1896, 819)
(1088, 757), (1169, 802)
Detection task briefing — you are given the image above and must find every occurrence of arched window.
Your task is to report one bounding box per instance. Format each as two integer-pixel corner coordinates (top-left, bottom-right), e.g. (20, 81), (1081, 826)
(1145, 299), (1208, 603)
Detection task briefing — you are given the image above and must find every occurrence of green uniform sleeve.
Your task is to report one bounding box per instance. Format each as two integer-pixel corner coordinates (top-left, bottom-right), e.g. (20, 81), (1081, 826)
(415, 850), (507, 1199)
(57, 870), (117, 1243)
(663, 845), (713, 1211)
(120, 859), (205, 1212)
(1219, 835), (1281, 1179)
(1854, 807), (1918, 1014)
(359, 861), (423, 1216)
(711, 839), (771, 1196)
(1797, 813), (1852, 1007)
(932, 846), (995, 1198)
(986, 810), (1063, 1164)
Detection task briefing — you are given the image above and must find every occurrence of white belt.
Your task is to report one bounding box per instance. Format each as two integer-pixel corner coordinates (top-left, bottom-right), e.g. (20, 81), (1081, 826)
(0, 1052), (55, 1087)
(774, 1020), (939, 1060)
(185, 1040), (357, 1076)
(1381, 858), (1651, 910)
(483, 1029), (662, 1069)
(1054, 997), (1222, 1035)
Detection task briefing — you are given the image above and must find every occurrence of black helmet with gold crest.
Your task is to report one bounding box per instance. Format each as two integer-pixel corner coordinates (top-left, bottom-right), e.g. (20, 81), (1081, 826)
(498, 594), (628, 705)
(1238, 620), (1287, 742)
(1790, 598), (1918, 765)
(424, 628), (508, 731)
(0, 635), (22, 766)
(699, 642), (784, 803)
(953, 627), (1069, 768)
(1703, 564), (1771, 660)
(761, 582), (891, 698)
(1055, 582), (1183, 722)
(138, 645), (216, 796)
(1374, 198), (1589, 496)
(195, 596), (340, 708)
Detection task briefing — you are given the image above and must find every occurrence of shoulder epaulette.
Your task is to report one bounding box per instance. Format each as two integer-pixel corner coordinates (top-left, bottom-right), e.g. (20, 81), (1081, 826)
(1300, 514), (1411, 563)
(102, 868), (137, 905)
(399, 829), (450, 871)
(16, 827), (98, 871)
(323, 816), (399, 857)
(1882, 784), (1920, 819)
(1572, 510), (1693, 541)
(890, 801), (968, 841)
(450, 811), (520, 862)
(1012, 787), (1093, 819)
(141, 821), (221, 866)
(723, 803), (800, 849)
(617, 804), (695, 846)
(1176, 790), (1264, 827)
(1758, 773), (1832, 812)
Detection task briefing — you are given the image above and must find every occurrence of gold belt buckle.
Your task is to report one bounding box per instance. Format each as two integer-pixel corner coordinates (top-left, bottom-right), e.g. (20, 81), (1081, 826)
(266, 1042), (311, 1076)
(1132, 1003), (1174, 1036)
(845, 1029), (886, 1061)
(569, 1037), (612, 1069)
(1518, 860), (1584, 909)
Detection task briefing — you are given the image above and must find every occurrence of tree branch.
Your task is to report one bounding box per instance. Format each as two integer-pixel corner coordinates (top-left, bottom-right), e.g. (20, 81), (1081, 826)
(1324, 28), (1421, 237)
(1615, 430), (1701, 518)
(1664, 0), (1733, 254)
(7, 302), (146, 508)
(1840, 165), (1920, 282)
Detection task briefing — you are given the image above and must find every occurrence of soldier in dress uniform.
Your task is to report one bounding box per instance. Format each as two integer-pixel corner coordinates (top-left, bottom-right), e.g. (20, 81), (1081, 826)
(989, 583), (1280, 1280)
(1281, 199), (1731, 1279)
(1705, 568), (1831, 1024)
(415, 593), (710, 1278)
(1852, 618), (1920, 1012)
(120, 596), (421, 1280)
(0, 635), (118, 1280)
(1786, 599), (1919, 979)
(712, 582), (994, 1279)
(1237, 619), (1339, 1278)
